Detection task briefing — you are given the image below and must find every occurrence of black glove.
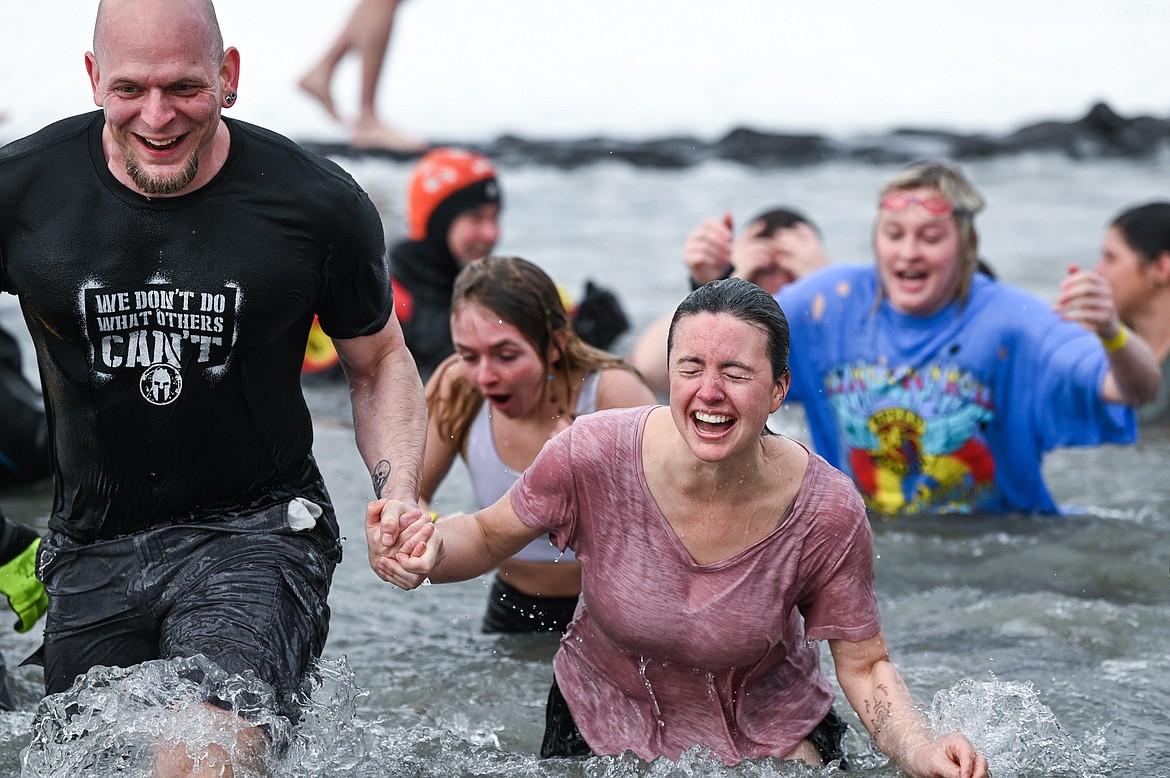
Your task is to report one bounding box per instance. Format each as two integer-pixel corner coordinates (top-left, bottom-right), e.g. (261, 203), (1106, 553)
(572, 281), (630, 352)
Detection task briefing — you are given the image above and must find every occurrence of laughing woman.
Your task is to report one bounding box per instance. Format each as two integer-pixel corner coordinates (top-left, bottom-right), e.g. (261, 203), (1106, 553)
(418, 255), (654, 633)
(775, 160), (1160, 515)
(370, 279), (989, 776)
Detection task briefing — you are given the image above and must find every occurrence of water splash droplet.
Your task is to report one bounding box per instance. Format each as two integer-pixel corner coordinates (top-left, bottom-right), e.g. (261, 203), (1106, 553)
(637, 656), (664, 728)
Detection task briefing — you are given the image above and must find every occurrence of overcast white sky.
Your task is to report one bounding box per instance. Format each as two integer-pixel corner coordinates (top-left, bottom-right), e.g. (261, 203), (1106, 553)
(3, 1), (1168, 144)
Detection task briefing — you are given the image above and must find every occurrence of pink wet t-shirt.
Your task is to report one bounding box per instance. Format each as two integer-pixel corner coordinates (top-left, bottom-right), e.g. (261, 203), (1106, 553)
(510, 406), (881, 765)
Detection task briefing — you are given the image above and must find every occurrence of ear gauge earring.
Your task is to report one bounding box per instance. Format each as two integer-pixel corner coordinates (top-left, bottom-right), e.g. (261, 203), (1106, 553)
(224, 91), (237, 107)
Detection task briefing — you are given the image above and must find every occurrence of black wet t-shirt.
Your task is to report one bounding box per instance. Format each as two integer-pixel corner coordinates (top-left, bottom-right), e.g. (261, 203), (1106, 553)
(0, 112), (391, 541)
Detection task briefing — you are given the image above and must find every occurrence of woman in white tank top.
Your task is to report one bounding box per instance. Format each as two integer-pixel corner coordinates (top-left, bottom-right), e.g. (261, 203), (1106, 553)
(420, 256), (655, 632)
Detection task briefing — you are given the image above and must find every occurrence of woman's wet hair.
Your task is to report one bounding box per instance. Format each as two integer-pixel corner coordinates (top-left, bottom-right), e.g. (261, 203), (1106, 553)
(452, 255), (570, 365)
(431, 256), (635, 447)
(1112, 202), (1170, 263)
(667, 277), (791, 383)
(878, 160), (986, 302)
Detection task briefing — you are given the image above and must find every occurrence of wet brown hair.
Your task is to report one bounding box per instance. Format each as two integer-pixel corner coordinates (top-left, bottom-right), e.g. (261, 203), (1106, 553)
(429, 256), (637, 449)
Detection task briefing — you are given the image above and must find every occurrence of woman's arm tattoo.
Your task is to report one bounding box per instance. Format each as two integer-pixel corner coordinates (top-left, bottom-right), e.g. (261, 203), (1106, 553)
(864, 683), (894, 731)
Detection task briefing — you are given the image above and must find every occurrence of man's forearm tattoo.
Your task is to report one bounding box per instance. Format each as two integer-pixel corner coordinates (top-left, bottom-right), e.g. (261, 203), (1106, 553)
(372, 460), (391, 498)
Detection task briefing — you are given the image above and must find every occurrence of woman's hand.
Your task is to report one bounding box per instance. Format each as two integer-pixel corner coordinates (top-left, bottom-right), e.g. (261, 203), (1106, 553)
(898, 732), (990, 778)
(365, 499), (439, 588)
(831, 634), (989, 778)
(1054, 263), (1122, 340)
(1057, 263), (1161, 405)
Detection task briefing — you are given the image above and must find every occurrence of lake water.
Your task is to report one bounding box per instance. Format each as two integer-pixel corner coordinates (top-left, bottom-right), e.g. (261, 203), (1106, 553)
(0, 148), (1168, 776)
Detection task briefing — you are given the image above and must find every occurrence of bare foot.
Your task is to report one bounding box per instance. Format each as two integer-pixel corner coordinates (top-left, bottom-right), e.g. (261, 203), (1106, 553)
(350, 119), (429, 153)
(298, 66), (341, 123)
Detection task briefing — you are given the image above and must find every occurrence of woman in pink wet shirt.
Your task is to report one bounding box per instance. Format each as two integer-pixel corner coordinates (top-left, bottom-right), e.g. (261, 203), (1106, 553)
(370, 278), (988, 777)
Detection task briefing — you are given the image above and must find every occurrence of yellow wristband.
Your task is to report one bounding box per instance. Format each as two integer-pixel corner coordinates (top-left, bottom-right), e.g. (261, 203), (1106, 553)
(1100, 325), (1129, 353)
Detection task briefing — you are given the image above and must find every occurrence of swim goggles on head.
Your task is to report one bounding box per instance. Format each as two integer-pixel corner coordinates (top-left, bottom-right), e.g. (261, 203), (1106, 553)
(879, 191), (970, 217)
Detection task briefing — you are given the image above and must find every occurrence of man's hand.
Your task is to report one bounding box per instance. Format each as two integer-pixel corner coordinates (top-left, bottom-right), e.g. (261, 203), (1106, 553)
(773, 222), (831, 283)
(365, 499), (437, 589)
(684, 213), (735, 286)
(734, 220), (830, 294)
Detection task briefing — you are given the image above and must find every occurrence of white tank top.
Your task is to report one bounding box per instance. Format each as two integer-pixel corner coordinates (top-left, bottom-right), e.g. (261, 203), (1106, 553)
(464, 372), (600, 562)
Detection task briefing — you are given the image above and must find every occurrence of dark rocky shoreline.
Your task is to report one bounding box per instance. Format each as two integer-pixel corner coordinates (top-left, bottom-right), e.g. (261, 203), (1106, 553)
(302, 102), (1170, 169)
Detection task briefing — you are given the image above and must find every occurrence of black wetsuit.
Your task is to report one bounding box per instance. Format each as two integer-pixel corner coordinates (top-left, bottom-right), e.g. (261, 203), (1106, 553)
(390, 236), (459, 381)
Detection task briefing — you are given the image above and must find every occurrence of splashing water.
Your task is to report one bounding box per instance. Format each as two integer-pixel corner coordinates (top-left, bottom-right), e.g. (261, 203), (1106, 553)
(577, 746), (831, 777)
(929, 677), (1113, 777)
(275, 656), (374, 775)
(21, 655), (289, 777)
(6, 651), (1120, 776)
(19, 655), (380, 778)
(637, 656), (665, 728)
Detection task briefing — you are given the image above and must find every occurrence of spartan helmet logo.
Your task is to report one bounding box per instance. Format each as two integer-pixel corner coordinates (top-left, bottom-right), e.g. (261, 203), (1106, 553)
(140, 363), (182, 405)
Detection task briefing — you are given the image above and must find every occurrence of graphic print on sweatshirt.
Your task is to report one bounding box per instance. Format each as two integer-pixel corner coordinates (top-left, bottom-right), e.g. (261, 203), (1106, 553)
(83, 279), (239, 406)
(826, 360), (996, 514)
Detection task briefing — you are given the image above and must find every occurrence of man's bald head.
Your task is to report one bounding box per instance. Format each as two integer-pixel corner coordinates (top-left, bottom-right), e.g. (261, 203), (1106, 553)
(93, 0), (224, 68)
(86, 0), (239, 197)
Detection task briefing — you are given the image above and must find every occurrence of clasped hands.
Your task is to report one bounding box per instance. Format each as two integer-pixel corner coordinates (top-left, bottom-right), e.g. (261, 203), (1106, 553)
(364, 498), (439, 589)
